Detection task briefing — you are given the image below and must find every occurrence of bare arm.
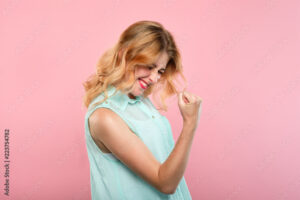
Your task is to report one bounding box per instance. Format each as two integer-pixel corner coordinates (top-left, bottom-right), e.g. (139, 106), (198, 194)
(158, 90), (202, 193)
(158, 121), (196, 194)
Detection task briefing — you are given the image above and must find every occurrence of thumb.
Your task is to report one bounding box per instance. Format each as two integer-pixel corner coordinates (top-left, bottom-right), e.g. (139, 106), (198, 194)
(182, 91), (190, 104)
(178, 91), (184, 106)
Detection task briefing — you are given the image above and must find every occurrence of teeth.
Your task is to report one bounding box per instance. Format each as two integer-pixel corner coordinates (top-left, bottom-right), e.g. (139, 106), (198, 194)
(139, 79), (147, 87)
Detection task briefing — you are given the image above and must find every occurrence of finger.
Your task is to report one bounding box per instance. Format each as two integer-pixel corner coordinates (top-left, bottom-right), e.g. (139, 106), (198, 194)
(178, 92), (184, 106)
(184, 91), (196, 103)
(180, 91), (190, 105)
(183, 93), (190, 104)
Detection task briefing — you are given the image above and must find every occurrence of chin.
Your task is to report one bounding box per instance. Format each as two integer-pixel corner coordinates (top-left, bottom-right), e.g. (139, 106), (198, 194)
(131, 90), (143, 97)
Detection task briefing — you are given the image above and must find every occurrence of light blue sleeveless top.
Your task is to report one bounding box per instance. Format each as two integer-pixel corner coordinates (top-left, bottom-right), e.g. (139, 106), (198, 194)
(84, 84), (192, 200)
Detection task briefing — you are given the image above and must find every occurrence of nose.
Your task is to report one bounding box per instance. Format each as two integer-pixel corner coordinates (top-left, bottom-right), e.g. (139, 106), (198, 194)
(148, 71), (160, 84)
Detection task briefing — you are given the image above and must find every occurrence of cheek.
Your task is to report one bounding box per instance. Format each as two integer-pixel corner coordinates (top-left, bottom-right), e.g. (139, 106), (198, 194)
(135, 67), (150, 78)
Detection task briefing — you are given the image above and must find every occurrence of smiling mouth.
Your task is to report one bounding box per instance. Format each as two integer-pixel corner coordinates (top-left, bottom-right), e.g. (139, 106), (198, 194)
(138, 78), (148, 89)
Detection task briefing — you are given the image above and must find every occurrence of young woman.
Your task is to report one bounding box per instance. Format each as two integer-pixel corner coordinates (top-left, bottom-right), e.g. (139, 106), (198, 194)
(83, 20), (202, 200)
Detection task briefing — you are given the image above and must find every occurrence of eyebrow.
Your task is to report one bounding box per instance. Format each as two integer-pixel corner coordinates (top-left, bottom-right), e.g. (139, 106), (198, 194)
(150, 64), (166, 70)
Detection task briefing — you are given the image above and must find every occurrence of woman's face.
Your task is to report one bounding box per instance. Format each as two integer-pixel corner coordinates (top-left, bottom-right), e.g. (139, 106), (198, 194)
(128, 51), (169, 99)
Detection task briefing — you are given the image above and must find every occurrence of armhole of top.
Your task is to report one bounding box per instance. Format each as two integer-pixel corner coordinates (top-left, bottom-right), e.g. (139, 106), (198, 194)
(90, 104), (138, 133)
(86, 101), (136, 161)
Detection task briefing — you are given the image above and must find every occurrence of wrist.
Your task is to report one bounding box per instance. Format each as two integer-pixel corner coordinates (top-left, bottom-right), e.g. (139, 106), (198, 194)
(183, 120), (196, 133)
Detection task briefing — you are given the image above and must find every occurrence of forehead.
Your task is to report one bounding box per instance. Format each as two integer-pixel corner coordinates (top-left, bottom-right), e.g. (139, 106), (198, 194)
(152, 52), (169, 69)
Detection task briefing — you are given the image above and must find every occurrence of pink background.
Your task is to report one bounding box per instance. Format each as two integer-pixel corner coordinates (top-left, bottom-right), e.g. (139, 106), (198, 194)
(1, 0), (300, 199)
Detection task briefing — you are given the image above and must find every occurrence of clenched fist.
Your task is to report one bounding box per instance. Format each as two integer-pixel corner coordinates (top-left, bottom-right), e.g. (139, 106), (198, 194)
(178, 90), (202, 131)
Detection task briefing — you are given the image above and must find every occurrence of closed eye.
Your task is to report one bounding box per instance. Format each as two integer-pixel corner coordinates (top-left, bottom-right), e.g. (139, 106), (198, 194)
(148, 66), (164, 74)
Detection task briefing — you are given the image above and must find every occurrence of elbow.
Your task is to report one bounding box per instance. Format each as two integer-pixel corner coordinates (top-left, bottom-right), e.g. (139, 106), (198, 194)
(157, 167), (177, 194)
(160, 185), (176, 195)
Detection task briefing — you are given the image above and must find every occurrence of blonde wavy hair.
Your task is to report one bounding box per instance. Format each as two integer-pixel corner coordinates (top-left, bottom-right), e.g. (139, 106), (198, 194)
(82, 20), (187, 111)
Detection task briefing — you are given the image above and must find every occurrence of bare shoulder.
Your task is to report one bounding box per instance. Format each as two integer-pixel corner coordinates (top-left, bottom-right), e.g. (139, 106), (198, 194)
(89, 108), (116, 125)
(88, 108), (127, 137)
